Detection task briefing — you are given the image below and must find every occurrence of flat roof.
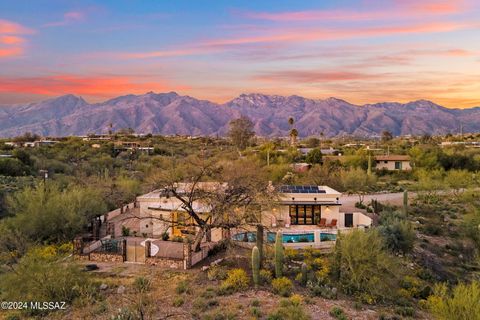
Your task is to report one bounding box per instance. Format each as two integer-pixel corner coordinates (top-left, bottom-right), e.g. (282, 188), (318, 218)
(375, 155), (410, 161)
(277, 185), (341, 195)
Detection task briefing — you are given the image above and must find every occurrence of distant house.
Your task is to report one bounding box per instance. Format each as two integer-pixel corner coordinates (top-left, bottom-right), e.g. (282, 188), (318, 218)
(298, 147), (340, 156)
(375, 155), (411, 171)
(291, 162), (311, 173)
(33, 140), (59, 147)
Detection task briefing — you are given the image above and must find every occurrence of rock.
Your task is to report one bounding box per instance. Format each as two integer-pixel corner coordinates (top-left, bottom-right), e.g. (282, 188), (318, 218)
(211, 258), (223, 266)
(332, 287), (337, 295)
(117, 285), (126, 294)
(459, 254), (463, 259)
(99, 283), (108, 290)
(201, 266), (209, 271)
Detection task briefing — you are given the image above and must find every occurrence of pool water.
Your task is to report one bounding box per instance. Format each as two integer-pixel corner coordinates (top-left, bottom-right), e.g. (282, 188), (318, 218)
(233, 232), (334, 243)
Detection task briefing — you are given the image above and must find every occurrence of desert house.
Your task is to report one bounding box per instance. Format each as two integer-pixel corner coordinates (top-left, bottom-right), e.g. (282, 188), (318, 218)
(375, 155), (412, 171)
(131, 183), (372, 250)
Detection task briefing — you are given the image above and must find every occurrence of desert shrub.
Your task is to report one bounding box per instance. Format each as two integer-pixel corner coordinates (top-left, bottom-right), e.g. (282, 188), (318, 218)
(219, 268), (249, 294)
(307, 281), (337, 299)
(331, 229), (403, 304)
(111, 307), (137, 320)
(200, 287), (217, 299)
(251, 306), (262, 318)
(0, 247), (93, 316)
(289, 294), (303, 306)
(251, 299), (261, 307)
(394, 306), (415, 317)
(192, 297), (208, 312)
(259, 269), (273, 285)
(329, 306), (348, 320)
(427, 281), (480, 320)
(422, 223), (443, 236)
(202, 307), (237, 320)
(272, 277), (293, 297)
(175, 280), (191, 294)
(267, 297), (311, 320)
(172, 296), (184, 307)
(379, 219), (415, 253)
(134, 277), (151, 293)
(207, 265), (228, 281)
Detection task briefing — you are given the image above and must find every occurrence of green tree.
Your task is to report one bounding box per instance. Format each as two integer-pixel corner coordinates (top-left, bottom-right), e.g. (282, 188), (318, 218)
(444, 169), (473, 196)
(341, 168), (377, 204)
(228, 116), (255, 150)
(0, 158), (29, 176)
(5, 183), (107, 243)
(305, 148), (323, 164)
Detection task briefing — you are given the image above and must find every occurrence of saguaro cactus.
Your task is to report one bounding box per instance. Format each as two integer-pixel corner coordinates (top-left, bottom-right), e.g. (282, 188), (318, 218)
(256, 225), (264, 268)
(367, 153), (372, 176)
(300, 262), (308, 286)
(252, 246), (260, 286)
(403, 190), (408, 216)
(274, 232), (284, 278)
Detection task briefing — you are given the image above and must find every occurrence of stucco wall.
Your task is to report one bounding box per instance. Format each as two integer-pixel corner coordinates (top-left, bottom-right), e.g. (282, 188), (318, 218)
(376, 160), (411, 171)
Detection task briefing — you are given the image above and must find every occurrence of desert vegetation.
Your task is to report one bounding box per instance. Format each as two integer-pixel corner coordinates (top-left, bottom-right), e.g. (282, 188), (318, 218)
(1, 129), (480, 319)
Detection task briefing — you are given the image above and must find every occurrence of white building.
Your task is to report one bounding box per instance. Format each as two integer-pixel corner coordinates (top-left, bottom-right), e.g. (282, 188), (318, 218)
(131, 183), (372, 250)
(375, 155), (412, 171)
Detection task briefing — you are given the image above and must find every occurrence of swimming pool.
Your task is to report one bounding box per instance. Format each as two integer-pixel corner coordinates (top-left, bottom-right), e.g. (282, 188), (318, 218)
(233, 232), (317, 243)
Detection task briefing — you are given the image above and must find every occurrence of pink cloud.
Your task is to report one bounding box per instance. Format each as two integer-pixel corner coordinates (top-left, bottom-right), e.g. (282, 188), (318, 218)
(44, 11), (86, 27)
(199, 21), (474, 48)
(254, 70), (381, 83)
(242, 1), (466, 22)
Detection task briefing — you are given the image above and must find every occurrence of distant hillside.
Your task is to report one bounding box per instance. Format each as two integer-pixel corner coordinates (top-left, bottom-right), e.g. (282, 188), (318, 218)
(0, 92), (479, 137)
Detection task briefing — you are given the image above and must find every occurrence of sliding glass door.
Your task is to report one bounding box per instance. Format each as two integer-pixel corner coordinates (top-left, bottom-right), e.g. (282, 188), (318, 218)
(289, 205), (321, 225)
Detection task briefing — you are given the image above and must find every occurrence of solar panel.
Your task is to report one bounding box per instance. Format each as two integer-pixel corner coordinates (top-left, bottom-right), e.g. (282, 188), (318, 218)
(279, 185), (324, 193)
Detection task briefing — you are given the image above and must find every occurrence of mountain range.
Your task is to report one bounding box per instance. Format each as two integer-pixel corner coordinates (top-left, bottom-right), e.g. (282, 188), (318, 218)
(1, 92), (479, 138)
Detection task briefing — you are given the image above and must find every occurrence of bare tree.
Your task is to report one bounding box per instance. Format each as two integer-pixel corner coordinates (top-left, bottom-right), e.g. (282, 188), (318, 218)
(146, 157), (275, 251)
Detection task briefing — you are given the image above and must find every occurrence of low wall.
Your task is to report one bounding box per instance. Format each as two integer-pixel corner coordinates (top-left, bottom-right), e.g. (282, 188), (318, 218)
(89, 252), (124, 263)
(145, 256), (183, 269)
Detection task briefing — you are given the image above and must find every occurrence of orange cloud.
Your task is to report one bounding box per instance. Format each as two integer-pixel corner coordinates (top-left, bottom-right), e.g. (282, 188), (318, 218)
(0, 74), (187, 98)
(0, 19), (34, 34)
(0, 19), (33, 59)
(0, 35), (24, 44)
(0, 47), (23, 58)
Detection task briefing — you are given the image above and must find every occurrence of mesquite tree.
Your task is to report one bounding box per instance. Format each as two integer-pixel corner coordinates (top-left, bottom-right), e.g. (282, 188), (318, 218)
(148, 156), (275, 251)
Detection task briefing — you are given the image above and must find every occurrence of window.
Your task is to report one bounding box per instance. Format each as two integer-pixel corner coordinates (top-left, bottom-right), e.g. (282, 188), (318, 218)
(395, 161), (402, 170)
(289, 205), (321, 225)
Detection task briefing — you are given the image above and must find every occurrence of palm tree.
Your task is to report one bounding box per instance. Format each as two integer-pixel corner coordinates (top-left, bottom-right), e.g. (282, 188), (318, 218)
(290, 128), (298, 146)
(288, 117), (297, 146)
(288, 117), (294, 127)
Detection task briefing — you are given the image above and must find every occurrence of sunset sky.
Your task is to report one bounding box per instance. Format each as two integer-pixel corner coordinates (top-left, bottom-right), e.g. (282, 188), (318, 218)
(1, 0), (480, 108)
